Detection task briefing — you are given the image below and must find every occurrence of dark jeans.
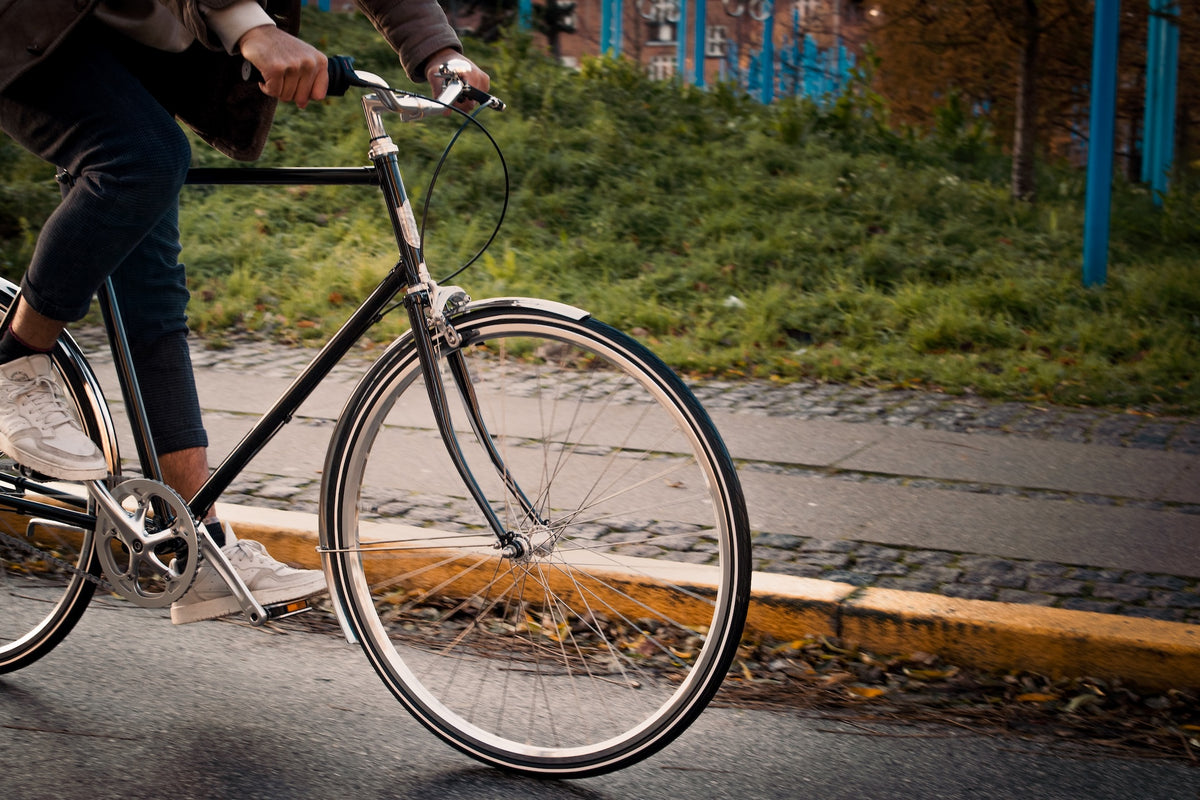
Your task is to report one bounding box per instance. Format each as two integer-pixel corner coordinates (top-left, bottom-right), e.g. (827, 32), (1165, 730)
(0, 24), (207, 455)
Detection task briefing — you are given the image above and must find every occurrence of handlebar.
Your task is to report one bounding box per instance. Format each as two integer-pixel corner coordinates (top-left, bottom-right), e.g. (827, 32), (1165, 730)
(241, 55), (505, 113)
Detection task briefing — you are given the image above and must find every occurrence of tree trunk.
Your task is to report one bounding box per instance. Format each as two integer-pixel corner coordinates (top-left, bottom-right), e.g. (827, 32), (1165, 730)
(1011, 0), (1040, 201)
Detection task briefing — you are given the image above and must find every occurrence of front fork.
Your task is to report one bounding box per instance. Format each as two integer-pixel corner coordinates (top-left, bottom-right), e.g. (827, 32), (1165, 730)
(369, 115), (545, 558)
(402, 287), (547, 560)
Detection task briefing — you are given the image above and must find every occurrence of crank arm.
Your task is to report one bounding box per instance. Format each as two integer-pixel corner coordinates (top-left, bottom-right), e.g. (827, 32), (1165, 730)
(195, 525), (269, 626)
(88, 479), (179, 557)
(87, 480), (267, 622)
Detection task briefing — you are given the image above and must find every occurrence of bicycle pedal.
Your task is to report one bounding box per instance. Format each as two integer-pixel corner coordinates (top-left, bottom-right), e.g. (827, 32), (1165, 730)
(265, 598), (313, 620)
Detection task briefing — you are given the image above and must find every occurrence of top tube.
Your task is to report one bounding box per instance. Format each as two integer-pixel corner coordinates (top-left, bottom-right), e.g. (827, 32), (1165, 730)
(185, 167), (380, 185)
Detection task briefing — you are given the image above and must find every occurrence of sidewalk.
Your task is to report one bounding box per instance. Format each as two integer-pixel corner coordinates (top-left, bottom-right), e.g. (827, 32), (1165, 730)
(75, 329), (1200, 687)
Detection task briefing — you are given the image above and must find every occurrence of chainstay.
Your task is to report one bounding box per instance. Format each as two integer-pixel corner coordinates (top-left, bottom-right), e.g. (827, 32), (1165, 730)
(0, 526), (113, 592)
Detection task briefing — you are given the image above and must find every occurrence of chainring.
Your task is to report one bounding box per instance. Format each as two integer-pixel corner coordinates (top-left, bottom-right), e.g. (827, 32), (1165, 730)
(94, 478), (199, 608)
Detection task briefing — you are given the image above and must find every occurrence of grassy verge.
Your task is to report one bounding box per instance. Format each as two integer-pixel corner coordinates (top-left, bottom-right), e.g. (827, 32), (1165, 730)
(1, 9), (1197, 412)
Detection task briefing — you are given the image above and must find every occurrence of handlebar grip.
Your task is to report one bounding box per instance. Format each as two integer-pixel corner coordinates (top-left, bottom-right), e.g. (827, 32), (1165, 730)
(325, 55), (357, 97)
(240, 55), (357, 96)
(462, 85), (506, 112)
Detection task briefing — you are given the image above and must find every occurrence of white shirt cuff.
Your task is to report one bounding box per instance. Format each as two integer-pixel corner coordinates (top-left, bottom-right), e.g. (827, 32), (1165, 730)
(203, 1), (276, 54)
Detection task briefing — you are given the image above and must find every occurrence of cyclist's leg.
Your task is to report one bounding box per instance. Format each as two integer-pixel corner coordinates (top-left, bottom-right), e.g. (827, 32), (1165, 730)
(0, 26), (191, 328)
(88, 102), (328, 621)
(0, 27), (189, 479)
(106, 200), (219, 527)
(106, 199), (210, 476)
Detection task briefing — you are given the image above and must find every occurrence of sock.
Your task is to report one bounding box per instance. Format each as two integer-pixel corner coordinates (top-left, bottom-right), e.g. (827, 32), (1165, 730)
(0, 329), (51, 365)
(204, 518), (227, 547)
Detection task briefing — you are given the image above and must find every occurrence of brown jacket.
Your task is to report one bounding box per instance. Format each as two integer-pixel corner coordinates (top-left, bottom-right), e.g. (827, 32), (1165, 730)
(0, 0), (462, 160)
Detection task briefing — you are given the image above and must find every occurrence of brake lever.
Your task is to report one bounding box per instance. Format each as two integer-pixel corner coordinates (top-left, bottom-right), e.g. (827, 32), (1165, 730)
(436, 60), (506, 112)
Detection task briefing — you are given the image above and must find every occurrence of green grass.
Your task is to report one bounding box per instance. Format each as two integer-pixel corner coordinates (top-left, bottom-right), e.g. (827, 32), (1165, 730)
(1, 9), (1198, 412)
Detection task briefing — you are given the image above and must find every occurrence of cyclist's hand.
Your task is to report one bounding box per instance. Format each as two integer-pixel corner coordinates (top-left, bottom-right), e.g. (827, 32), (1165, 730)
(425, 49), (490, 111)
(238, 25), (329, 109)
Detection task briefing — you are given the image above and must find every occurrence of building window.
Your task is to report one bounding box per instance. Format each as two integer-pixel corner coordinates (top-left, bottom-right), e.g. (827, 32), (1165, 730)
(706, 25), (729, 58)
(552, 0), (578, 32)
(794, 0), (819, 23)
(648, 54), (676, 80)
(639, 0), (680, 45)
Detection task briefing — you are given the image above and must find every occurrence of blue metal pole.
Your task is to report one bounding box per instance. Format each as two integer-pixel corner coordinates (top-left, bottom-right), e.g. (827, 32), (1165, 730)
(518, 0), (533, 30)
(677, 0), (688, 81)
(1153, 2), (1180, 201)
(601, 0), (611, 53)
(1141, 0), (1162, 184)
(602, 0), (624, 56)
(760, 1), (775, 103)
(693, 0), (707, 87)
(614, 0), (624, 56)
(1083, 0), (1121, 288)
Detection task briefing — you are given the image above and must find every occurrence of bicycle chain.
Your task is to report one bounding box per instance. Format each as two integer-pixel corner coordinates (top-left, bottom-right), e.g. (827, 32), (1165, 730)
(0, 526), (114, 593)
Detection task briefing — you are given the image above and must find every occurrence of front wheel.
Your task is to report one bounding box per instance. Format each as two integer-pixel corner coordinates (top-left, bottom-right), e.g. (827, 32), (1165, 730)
(322, 303), (751, 777)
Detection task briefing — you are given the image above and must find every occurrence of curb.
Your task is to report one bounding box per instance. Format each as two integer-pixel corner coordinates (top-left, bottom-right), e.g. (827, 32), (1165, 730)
(218, 504), (1200, 692)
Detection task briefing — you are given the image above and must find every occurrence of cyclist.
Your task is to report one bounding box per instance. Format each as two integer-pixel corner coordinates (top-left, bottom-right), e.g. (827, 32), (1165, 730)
(0, 0), (489, 624)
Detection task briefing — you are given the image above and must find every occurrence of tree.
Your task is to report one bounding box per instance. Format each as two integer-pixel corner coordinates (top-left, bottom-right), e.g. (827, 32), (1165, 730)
(870, 0), (1092, 201)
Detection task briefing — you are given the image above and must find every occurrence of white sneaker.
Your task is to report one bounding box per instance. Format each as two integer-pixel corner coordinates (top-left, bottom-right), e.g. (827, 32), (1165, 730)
(170, 524), (327, 624)
(0, 354), (107, 480)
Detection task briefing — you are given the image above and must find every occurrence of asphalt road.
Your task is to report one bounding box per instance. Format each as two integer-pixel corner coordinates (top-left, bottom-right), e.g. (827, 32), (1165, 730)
(1, 600), (1195, 800)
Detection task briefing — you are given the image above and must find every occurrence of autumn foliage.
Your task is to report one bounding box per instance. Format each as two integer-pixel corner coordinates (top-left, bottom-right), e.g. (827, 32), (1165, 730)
(869, 0), (1200, 199)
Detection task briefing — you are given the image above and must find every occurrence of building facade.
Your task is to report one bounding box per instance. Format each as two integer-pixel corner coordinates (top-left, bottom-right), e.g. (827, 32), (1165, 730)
(308, 0), (875, 97)
(544, 0), (873, 87)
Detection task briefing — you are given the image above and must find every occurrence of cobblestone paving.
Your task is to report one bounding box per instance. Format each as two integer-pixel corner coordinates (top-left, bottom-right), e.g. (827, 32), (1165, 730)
(74, 328), (1200, 624)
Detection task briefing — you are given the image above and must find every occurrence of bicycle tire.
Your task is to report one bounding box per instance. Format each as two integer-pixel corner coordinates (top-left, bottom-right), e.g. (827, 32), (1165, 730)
(321, 301), (751, 777)
(0, 291), (119, 674)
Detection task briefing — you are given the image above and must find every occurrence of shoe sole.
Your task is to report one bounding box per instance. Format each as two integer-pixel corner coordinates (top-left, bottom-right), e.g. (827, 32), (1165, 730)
(0, 432), (108, 481)
(170, 575), (328, 625)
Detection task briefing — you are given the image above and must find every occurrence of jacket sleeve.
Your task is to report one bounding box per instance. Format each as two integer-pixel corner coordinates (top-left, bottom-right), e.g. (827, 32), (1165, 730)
(160, 0), (270, 52)
(354, 0), (463, 83)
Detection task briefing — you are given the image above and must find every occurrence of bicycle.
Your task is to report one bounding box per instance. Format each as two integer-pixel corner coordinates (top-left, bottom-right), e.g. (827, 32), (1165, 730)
(0, 57), (751, 778)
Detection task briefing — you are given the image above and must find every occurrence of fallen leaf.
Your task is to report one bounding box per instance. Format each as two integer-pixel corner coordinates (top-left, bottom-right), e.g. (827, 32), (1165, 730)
(1016, 693), (1058, 703)
(904, 667), (960, 681)
(1064, 693), (1100, 713)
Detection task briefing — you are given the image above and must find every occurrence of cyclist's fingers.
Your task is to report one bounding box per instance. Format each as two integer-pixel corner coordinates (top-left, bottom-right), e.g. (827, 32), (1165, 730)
(239, 26), (326, 107)
(263, 56), (327, 107)
(310, 64), (329, 104)
(293, 52), (329, 107)
(274, 71), (301, 105)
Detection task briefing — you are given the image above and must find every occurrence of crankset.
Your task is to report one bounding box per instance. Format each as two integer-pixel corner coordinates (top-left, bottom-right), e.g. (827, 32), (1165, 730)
(91, 478), (199, 608)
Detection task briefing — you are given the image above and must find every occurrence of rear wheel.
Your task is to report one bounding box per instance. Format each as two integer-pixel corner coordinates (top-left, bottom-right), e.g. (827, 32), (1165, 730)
(323, 305), (750, 776)
(0, 303), (118, 673)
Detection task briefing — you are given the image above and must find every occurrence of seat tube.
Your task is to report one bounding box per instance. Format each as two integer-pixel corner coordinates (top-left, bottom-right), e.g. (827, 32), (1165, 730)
(97, 278), (163, 483)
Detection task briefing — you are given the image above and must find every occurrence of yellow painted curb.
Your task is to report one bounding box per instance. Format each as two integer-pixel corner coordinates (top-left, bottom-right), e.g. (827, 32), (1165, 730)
(218, 505), (1200, 690)
(840, 587), (1200, 690)
(746, 572), (856, 640)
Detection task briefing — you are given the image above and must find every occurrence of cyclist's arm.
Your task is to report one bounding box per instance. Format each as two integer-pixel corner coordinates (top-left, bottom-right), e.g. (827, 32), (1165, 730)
(354, 0), (465, 84)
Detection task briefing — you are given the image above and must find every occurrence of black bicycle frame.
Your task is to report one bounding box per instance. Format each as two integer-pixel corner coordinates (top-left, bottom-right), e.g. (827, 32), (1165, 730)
(180, 160), (423, 519)
(0, 160), (419, 534)
(5, 88), (527, 552)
